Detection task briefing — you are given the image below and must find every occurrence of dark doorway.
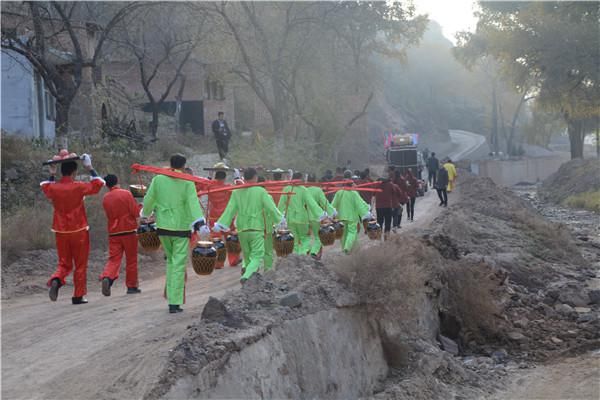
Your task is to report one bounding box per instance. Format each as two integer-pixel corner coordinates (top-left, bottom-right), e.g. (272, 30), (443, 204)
(142, 100), (204, 134)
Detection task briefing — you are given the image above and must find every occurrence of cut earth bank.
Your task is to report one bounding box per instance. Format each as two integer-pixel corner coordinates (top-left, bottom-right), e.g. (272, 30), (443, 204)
(145, 173), (600, 400)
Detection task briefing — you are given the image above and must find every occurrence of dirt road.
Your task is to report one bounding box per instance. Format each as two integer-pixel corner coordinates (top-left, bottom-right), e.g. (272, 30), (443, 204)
(489, 351), (600, 400)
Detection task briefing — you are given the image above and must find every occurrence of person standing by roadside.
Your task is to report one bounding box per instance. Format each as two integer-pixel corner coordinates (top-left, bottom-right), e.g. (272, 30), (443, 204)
(99, 174), (141, 296)
(212, 111), (231, 161)
(427, 152), (439, 188)
(444, 158), (457, 192)
(42, 154), (105, 304)
(435, 164), (449, 207)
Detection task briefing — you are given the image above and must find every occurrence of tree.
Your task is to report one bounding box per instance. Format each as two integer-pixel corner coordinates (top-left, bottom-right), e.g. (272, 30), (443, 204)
(112, 4), (206, 139)
(1, 1), (144, 146)
(455, 1), (600, 159)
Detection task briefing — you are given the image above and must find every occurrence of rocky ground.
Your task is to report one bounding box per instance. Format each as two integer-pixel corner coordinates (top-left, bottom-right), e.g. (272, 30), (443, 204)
(145, 173), (599, 399)
(539, 158), (600, 204)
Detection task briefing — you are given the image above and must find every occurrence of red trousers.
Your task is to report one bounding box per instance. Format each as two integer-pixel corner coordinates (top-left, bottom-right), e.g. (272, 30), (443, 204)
(100, 233), (138, 288)
(48, 230), (90, 298)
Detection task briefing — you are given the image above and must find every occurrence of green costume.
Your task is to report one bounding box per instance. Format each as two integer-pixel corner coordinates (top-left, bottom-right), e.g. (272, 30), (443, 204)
(306, 186), (336, 255)
(142, 174), (203, 305)
(263, 195), (279, 271)
(217, 186), (282, 280)
(278, 185), (324, 255)
(331, 189), (370, 253)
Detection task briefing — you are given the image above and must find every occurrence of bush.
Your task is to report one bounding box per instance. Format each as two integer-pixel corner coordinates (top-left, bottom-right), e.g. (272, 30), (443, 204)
(563, 190), (600, 213)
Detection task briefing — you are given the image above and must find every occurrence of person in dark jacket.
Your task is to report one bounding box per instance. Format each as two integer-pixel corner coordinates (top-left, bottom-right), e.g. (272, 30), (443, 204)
(427, 152), (439, 188)
(211, 112), (231, 160)
(435, 165), (449, 207)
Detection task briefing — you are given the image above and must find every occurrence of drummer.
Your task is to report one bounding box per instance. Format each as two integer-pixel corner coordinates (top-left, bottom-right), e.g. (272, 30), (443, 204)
(263, 168), (285, 271)
(42, 152), (105, 304)
(306, 174), (336, 260)
(213, 168), (284, 283)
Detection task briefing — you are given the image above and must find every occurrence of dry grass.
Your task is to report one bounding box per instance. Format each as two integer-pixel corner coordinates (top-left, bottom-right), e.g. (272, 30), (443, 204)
(563, 190), (600, 213)
(2, 201), (55, 264)
(442, 262), (506, 342)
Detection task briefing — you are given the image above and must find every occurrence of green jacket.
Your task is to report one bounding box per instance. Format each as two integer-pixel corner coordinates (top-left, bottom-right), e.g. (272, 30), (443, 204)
(142, 174), (204, 231)
(218, 186), (282, 232)
(306, 186), (335, 221)
(331, 189), (370, 223)
(278, 185), (324, 224)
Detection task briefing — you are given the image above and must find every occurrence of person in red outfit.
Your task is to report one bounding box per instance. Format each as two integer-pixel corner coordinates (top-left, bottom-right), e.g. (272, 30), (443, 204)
(391, 168), (409, 230)
(205, 170), (241, 267)
(42, 154), (104, 304)
(99, 174), (141, 296)
(403, 168), (418, 222)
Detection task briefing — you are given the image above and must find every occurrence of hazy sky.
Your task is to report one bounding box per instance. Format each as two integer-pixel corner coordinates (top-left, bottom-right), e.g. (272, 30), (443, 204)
(413, 0), (479, 43)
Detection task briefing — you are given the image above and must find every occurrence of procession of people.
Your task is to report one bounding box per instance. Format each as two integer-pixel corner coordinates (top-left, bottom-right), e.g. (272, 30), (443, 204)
(41, 148), (457, 313)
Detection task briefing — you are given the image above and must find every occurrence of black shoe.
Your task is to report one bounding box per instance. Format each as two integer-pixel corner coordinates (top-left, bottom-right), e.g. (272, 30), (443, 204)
(49, 278), (61, 302)
(439, 202), (444, 206)
(101, 277), (112, 297)
(169, 304), (183, 313)
(444, 203), (448, 207)
(240, 277), (248, 284)
(72, 297), (88, 305)
(127, 287), (141, 294)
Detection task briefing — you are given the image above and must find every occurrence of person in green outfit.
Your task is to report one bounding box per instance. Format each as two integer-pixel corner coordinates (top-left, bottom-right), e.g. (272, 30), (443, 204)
(263, 169), (284, 271)
(142, 154), (208, 313)
(278, 172), (328, 255)
(214, 168), (285, 282)
(306, 174), (336, 260)
(331, 171), (372, 254)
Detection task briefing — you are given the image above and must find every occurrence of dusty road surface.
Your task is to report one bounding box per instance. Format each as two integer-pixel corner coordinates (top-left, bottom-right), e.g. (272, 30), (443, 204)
(1, 266), (241, 400)
(1, 132), (482, 400)
(489, 351), (600, 400)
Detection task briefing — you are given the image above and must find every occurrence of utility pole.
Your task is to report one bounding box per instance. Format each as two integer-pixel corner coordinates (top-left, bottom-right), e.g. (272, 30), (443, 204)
(596, 115), (599, 158)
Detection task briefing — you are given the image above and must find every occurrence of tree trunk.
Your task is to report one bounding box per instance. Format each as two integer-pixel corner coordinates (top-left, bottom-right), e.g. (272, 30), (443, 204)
(567, 118), (584, 159)
(151, 106), (159, 140)
(491, 83), (498, 154)
(55, 100), (71, 149)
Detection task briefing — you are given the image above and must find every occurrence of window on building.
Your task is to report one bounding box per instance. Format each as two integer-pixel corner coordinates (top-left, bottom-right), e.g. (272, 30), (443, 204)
(44, 86), (56, 121)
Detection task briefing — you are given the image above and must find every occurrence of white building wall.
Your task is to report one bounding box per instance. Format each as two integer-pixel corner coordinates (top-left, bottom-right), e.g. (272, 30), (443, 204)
(1, 50), (55, 139)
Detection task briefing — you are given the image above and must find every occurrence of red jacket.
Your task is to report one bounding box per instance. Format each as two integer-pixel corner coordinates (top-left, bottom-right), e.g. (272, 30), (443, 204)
(393, 176), (409, 205)
(356, 178), (374, 204)
(207, 180), (232, 225)
(41, 176), (105, 233)
(375, 180), (401, 209)
(404, 172), (418, 198)
(103, 186), (140, 234)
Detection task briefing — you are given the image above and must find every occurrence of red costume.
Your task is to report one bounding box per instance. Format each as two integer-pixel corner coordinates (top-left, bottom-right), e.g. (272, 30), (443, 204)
(42, 175), (104, 297)
(403, 171), (418, 198)
(206, 180), (240, 267)
(99, 186), (140, 288)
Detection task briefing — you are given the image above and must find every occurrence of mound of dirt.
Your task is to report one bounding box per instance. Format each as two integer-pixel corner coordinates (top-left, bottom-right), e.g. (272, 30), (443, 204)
(539, 158), (600, 204)
(427, 176), (587, 289)
(424, 174), (599, 362)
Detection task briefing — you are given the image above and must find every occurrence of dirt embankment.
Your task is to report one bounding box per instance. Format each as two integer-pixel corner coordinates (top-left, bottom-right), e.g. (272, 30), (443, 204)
(145, 174), (599, 400)
(539, 158), (600, 211)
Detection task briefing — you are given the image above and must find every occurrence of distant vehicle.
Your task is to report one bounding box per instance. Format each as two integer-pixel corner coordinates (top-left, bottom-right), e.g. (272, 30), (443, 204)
(386, 134), (418, 176)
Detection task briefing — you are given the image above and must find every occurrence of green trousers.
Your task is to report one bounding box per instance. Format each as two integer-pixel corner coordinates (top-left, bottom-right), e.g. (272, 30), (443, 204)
(288, 222), (310, 255)
(159, 235), (189, 305)
(309, 221), (322, 255)
(263, 218), (275, 271)
(341, 220), (358, 253)
(239, 231), (265, 280)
